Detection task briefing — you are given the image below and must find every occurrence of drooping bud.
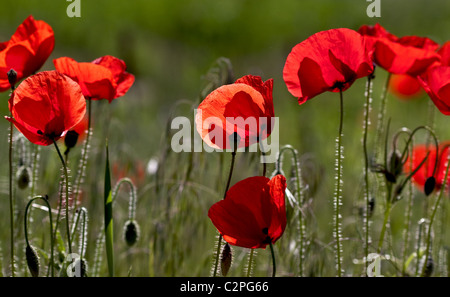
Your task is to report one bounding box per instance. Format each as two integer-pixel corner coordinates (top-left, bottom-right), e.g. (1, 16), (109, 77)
(26, 245), (40, 277)
(221, 243), (232, 277)
(123, 219), (140, 246)
(16, 166), (31, 190)
(424, 177), (436, 196)
(387, 150), (403, 183)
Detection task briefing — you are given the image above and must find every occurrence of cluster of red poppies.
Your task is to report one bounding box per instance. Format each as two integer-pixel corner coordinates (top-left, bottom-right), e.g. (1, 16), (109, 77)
(198, 24), (450, 256)
(2, 15), (134, 146)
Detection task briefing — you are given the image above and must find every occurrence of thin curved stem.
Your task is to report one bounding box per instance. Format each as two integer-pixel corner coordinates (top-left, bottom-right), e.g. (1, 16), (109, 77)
(277, 145), (305, 276)
(53, 140), (72, 255)
(421, 156), (450, 277)
(24, 196), (54, 277)
(246, 249), (254, 277)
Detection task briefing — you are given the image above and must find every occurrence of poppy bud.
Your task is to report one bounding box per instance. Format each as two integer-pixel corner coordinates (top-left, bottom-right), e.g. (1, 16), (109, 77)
(16, 166), (31, 190)
(123, 220), (140, 246)
(64, 130), (79, 151)
(221, 243), (232, 277)
(424, 177), (436, 196)
(388, 150), (403, 182)
(26, 244), (40, 277)
(7, 69), (17, 89)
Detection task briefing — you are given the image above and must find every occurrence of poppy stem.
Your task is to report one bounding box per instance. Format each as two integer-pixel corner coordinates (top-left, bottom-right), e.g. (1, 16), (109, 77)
(363, 74), (373, 275)
(8, 115), (15, 277)
(334, 89), (345, 277)
(53, 139), (72, 255)
(374, 73), (392, 162)
(24, 196), (54, 277)
(421, 155), (450, 277)
(73, 98), (92, 214)
(213, 146), (237, 277)
(269, 242), (276, 277)
(259, 137), (267, 177)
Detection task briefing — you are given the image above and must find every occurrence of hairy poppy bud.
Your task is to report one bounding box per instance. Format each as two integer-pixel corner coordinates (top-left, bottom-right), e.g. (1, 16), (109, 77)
(7, 69), (17, 89)
(221, 243), (232, 277)
(123, 220), (140, 246)
(16, 166), (31, 189)
(26, 244), (40, 277)
(424, 177), (436, 196)
(388, 150), (403, 182)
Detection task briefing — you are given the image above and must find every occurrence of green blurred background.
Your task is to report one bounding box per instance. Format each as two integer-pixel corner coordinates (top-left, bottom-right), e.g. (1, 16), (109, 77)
(0, 0), (449, 276)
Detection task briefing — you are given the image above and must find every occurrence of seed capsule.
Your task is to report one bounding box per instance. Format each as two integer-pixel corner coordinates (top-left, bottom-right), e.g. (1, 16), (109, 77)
(26, 245), (40, 277)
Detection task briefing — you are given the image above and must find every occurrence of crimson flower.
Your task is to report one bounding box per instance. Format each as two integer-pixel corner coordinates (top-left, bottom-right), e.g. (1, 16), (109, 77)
(417, 66), (450, 115)
(0, 15), (55, 91)
(389, 74), (423, 100)
(283, 28), (373, 104)
(53, 55), (134, 102)
(358, 23), (440, 76)
(5, 71), (86, 146)
(405, 142), (450, 193)
(438, 41), (450, 66)
(208, 175), (287, 249)
(195, 75), (274, 150)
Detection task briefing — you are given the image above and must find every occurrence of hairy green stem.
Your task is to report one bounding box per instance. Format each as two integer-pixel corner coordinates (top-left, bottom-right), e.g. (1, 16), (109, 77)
(334, 89), (344, 277)
(53, 140), (72, 255)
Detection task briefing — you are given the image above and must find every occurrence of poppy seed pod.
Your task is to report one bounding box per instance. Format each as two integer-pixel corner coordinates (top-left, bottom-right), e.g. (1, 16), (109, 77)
(123, 219), (140, 246)
(26, 244), (40, 277)
(424, 176), (436, 196)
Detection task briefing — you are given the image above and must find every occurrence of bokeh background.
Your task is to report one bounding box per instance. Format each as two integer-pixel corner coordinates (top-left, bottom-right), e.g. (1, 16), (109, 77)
(0, 0), (449, 276)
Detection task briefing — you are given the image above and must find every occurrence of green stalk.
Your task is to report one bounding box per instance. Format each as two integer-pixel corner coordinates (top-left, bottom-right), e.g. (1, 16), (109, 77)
(53, 140), (72, 255)
(363, 74), (373, 275)
(269, 242), (276, 277)
(421, 156), (450, 276)
(104, 141), (114, 277)
(334, 89), (345, 277)
(212, 146), (237, 277)
(25, 196), (54, 277)
(8, 116), (15, 277)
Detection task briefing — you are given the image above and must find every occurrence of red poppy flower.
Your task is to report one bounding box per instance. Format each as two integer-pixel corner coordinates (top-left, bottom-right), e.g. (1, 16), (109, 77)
(53, 55), (134, 102)
(283, 28), (373, 104)
(438, 41), (450, 66)
(405, 142), (450, 192)
(195, 75), (274, 150)
(358, 23), (440, 76)
(417, 66), (450, 115)
(208, 175), (287, 249)
(0, 15), (55, 91)
(389, 74), (423, 99)
(5, 71), (86, 146)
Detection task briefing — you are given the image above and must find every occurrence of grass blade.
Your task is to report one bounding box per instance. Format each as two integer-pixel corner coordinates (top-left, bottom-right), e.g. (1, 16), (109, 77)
(104, 140), (114, 277)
